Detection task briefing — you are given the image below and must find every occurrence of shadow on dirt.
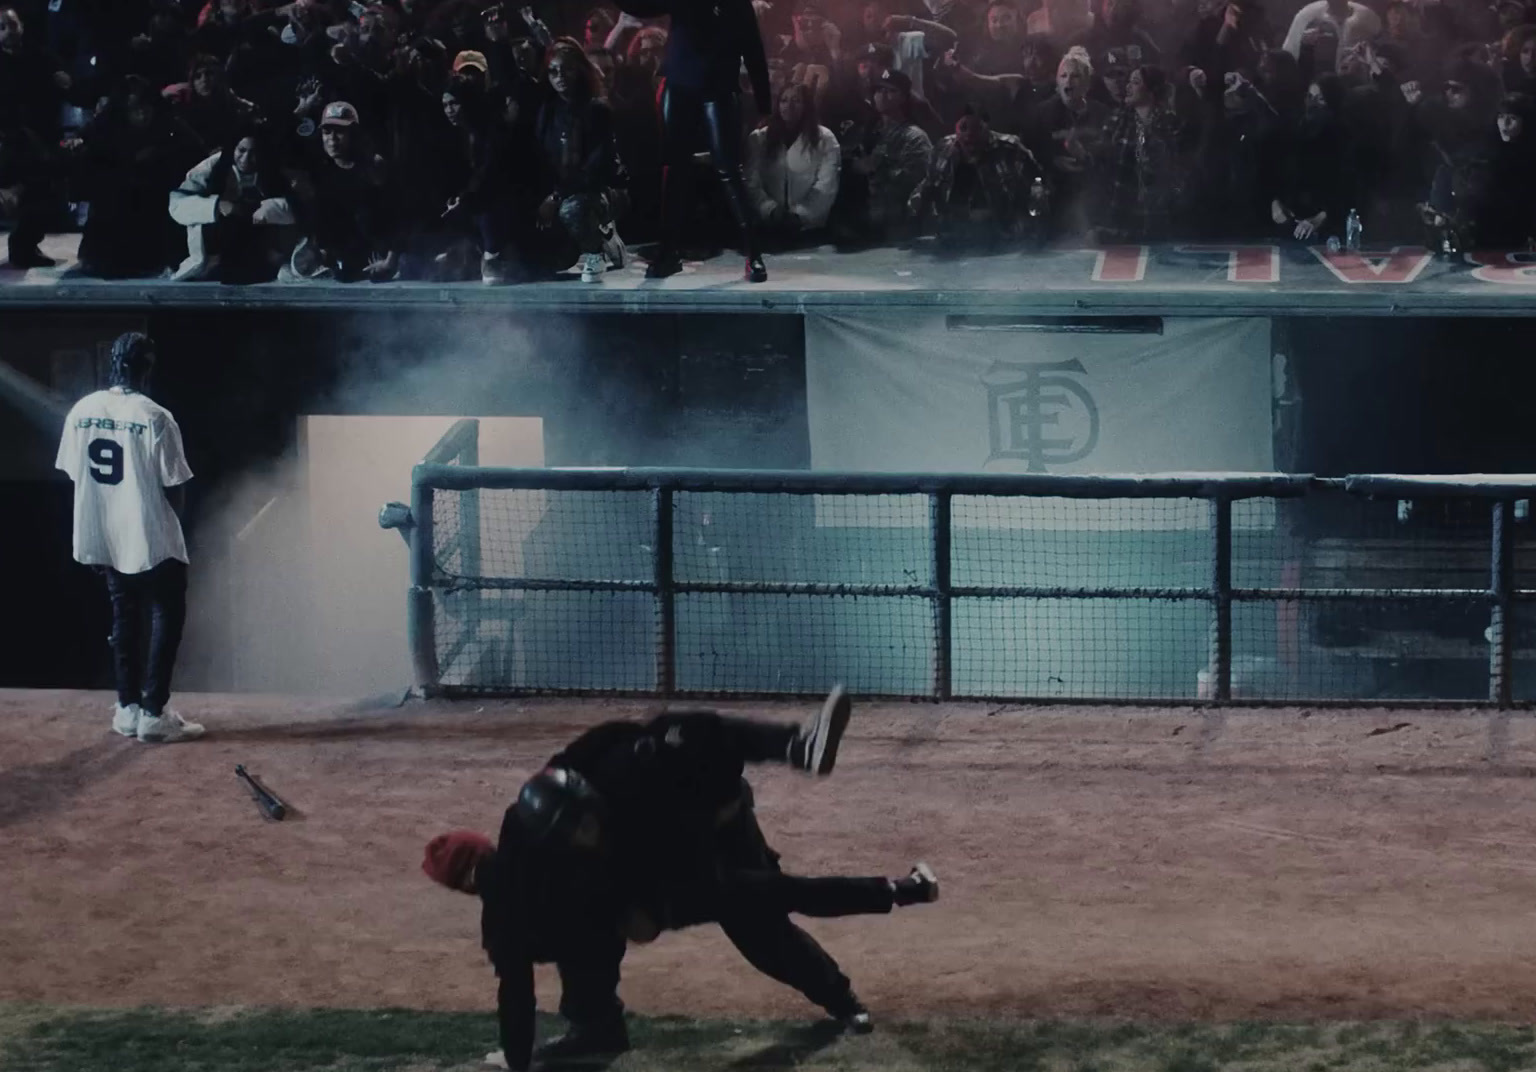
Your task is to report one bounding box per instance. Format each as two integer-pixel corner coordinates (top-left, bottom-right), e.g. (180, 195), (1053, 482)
(724, 1020), (846, 1069)
(0, 739), (145, 828)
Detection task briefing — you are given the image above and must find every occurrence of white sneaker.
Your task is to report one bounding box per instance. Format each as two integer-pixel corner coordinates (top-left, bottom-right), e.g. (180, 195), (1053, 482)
(112, 702), (142, 737)
(483, 1050), (509, 1069)
(137, 709), (205, 744)
(481, 252), (507, 285)
(599, 222), (627, 270)
(579, 252), (605, 283)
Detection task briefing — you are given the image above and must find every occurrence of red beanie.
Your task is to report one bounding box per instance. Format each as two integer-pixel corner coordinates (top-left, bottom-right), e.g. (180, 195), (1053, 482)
(422, 830), (495, 892)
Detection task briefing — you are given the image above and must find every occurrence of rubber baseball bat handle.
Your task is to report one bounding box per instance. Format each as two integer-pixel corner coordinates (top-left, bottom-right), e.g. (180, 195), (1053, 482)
(236, 764), (288, 821)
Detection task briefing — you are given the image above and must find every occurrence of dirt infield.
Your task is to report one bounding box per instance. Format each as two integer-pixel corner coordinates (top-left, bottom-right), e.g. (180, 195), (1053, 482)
(6, 690), (1536, 1024)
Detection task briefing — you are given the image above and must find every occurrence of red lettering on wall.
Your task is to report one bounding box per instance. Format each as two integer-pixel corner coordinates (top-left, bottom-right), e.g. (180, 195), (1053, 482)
(1466, 251), (1536, 285)
(1176, 245), (1280, 283)
(1310, 247), (1432, 284)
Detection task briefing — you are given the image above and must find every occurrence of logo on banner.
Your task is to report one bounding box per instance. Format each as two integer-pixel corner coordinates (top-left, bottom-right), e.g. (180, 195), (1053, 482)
(983, 359), (1100, 472)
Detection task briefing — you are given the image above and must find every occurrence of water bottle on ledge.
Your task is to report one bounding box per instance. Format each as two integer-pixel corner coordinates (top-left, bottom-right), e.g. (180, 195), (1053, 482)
(1345, 208), (1362, 252)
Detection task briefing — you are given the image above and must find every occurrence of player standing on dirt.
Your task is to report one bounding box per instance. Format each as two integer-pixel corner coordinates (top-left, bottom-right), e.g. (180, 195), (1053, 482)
(55, 332), (204, 744)
(423, 688), (941, 1072)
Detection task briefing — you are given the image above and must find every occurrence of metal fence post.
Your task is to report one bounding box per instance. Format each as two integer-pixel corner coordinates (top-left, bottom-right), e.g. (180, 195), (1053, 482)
(460, 425), (480, 580)
(1209, 496), (1233, 702)
(407, 477), (441, 695)
(654, 486), (676, 697)
(931, 491), (953, 700)
(1490, 499), (1514, 707)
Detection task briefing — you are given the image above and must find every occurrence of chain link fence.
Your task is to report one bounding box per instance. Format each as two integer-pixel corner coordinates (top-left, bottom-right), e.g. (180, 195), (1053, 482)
(381, 421), (1536, 705)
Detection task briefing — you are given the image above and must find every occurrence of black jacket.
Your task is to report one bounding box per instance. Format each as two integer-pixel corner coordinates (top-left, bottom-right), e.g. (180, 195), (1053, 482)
(481, 715), (757, 1071)
(478, 808), (627, 1072)
(0, 42), (68, 139)
(615, 0), (771, 113)
(535, 95), (626, 198)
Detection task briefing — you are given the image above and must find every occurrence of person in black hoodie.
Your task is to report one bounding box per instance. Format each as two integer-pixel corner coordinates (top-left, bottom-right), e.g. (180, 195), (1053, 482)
(0, 5), (73, 144)
(1467, 93), (1536, 248)
(1268, 72), (1349, 243)
(437, 74), (520, 283)
(423, 692), (942, 1072)
(284, 100), (399, 282)
(68, 75), (198, 278)
(164, 52), (264, 160)
(612, 0), (773, 281)
(534, 37), (629, 282)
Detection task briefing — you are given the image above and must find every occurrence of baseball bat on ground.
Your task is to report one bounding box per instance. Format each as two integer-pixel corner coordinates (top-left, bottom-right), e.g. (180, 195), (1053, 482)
(236, 764), (288, 821)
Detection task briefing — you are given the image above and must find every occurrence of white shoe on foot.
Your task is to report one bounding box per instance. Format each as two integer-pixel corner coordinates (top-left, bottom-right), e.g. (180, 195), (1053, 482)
(483, 1050), (509, 1069)
(793, 684), (851, 775)
(893, 862), (939, 905)
(112, 703), (142, 737)
(481, 252), (507, 285)
(578, 252), (606, 283)
(137, 709), (205, 743)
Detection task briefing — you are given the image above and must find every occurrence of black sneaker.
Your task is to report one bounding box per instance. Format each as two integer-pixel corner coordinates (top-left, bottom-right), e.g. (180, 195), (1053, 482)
(7, 247), (56, 269)
(893, 862), (939, 906)
(829, 999), (874, 1034)
(745, 254), (767, 283)
(644, 248), (683, 279)
(793, 685), (851, 775)
(532, 1022), (631, 1064)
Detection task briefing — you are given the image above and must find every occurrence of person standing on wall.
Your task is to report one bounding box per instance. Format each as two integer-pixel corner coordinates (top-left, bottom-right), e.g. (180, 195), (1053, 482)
(56, 332), (205, 744)
(613, 0), (773, 283)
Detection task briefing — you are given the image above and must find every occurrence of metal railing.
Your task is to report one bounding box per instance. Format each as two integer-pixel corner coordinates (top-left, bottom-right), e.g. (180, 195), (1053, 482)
(381, 422), (1536, 705)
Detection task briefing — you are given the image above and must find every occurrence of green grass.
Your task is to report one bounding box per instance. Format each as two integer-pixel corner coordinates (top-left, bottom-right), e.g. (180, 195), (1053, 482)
(4, 1005), (1536, 1072)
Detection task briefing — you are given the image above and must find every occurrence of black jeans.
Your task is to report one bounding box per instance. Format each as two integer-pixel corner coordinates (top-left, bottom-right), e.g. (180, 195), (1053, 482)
(559, 712), (866, 1023)
(657, 84), (758, 257)
(5, 184), (51, 259)
(102, 559), (187, 717)
(555, 932), (627, 1031)
(677, 797), (867, 1017)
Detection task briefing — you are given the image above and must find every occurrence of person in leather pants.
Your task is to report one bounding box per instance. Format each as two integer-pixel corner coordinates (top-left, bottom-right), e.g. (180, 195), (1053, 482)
(615, 0), (773, 282)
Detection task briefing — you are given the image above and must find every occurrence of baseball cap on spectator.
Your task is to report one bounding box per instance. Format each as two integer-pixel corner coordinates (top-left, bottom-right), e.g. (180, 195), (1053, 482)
(320, 100), (359, 127)
(863, 41), (896, 66)
(878, 67), (912, 94)
(453, 49), (490, 73)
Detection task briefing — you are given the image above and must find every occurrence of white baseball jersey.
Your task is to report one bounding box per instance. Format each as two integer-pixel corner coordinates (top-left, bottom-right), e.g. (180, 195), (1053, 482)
(55, 387), (193, 575)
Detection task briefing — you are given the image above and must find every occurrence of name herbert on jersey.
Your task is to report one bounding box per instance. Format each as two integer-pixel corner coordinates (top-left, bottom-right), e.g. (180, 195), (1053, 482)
(76, 417), (149, 435)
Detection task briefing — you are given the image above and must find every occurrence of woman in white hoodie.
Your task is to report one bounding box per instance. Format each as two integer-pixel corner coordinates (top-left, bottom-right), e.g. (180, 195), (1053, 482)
(168, 131), (295, 282)
(745, 83), (840, 243)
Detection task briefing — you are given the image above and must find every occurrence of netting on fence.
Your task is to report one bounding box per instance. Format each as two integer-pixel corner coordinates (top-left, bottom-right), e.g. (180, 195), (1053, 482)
(414, 471), (1536, 703)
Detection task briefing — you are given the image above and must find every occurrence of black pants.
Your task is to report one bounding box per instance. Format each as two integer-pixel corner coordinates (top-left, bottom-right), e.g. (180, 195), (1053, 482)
(657, 84), (758, 258)
(555, 932), (627, 1029)
(6, 184), (51, 260)
(559, 711), (866, 1027)
(101, 559), (187, 716)
(679, 799), (871, 1018)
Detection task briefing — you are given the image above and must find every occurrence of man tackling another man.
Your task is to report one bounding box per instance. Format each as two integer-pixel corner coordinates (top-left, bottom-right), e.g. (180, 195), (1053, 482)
(423, 688), (939, 1071)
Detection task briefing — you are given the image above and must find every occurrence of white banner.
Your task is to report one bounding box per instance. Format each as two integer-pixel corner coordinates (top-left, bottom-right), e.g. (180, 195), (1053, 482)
(804, 314), (1274, 527)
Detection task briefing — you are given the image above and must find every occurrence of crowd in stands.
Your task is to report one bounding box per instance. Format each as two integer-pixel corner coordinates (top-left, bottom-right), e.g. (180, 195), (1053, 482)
(0, 0), (1532, 285)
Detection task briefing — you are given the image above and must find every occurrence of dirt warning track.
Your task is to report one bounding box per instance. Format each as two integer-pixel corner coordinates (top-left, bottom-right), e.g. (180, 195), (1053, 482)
(4, 689), (1536, 1022)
